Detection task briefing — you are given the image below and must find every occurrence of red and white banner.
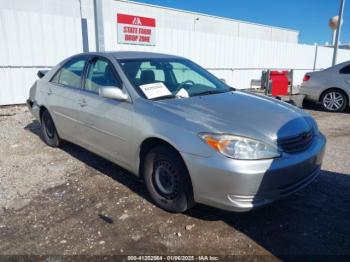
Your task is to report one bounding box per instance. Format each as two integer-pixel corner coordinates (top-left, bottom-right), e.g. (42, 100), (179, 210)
(117, 13), (156, 46)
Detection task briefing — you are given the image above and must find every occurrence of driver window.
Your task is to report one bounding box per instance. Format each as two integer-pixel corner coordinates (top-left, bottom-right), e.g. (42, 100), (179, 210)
(170, 62), (215, 89)
(85, 58), (121, 94)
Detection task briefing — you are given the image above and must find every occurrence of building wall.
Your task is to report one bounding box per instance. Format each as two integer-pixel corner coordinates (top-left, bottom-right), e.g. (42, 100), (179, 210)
(0, 0), (88, 105)
(0, 0), (349, 105)
(104, 1), (350, 91)
(104, 0), (299, 44)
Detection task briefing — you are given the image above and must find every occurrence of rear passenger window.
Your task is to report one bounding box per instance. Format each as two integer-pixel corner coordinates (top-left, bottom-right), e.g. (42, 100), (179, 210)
(340, 65), (350, 74)
(51, 58), (87, 88)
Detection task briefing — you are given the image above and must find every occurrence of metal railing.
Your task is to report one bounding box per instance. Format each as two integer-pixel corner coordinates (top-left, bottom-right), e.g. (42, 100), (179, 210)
(205, 67), (322, 71)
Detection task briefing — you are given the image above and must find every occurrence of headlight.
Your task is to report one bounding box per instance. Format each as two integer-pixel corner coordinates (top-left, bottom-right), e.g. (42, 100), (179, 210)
(200, 133), (280, 160)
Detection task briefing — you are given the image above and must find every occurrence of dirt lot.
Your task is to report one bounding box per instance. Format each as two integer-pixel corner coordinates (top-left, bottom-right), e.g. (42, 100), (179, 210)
(0, 103), (349, 260)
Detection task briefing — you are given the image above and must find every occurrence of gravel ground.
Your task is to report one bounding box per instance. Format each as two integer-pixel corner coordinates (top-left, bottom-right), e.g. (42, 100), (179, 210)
(0, 103), (349, 260)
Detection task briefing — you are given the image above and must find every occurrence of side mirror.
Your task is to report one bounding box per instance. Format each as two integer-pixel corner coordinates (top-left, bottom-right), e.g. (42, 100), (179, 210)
(37, 70), (49, 79)
(99, 86), (129, 101)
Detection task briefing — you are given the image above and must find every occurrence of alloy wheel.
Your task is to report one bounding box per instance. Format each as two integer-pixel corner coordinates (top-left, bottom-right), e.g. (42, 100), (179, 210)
(322, 91), (345, 111)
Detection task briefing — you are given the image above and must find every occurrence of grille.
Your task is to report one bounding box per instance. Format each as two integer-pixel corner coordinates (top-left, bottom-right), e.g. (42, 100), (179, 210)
(277, 129), (314, 153)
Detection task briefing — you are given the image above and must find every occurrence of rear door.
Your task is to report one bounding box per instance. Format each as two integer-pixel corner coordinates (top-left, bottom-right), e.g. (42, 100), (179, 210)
(77, 56), (134, 168)
(47, 56), (89, 142)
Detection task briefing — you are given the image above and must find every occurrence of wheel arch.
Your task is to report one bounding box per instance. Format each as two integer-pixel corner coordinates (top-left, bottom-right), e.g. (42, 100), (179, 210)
(319, 87), (349, 106)
(38, 105), (63, 139)
(39, 105), (49, 122)
(138, 137), (193, 187)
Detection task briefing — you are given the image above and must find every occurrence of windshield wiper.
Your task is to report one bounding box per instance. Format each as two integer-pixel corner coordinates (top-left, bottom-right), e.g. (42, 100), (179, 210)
(151, 94), (177, 101)
(191, 90), (227, 97)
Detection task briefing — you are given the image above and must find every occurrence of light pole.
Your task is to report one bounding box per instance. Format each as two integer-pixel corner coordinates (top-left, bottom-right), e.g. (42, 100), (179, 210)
(194, 17), (200, 32)
(94, 0), (105, 52)
(332, 0), (346, 66)
(329, 16), (339, 45)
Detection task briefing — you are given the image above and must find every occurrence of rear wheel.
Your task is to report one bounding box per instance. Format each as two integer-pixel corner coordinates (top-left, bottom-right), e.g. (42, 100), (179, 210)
(143, 145), (195, 213)
(41, 110), (61, 147)
(321, 89), (348, 112)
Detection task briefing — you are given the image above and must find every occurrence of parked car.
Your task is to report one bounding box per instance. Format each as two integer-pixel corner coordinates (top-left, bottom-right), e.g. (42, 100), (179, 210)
(27, 51), (326, 213)
(300, 61), (350, 112)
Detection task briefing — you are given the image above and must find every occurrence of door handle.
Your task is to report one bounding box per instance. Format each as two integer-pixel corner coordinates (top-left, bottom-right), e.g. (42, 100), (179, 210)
(78, 98), (87, 107)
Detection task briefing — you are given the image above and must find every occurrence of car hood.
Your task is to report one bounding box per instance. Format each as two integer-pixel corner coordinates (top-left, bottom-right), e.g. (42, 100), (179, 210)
(153, 91), (312, 143)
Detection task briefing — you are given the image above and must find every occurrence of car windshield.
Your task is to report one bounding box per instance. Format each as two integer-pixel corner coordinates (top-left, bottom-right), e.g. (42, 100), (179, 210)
(118, 58), (232, 100)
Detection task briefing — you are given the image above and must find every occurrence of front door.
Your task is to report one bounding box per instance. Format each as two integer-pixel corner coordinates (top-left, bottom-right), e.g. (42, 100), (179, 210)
(77, 57), (134, 168)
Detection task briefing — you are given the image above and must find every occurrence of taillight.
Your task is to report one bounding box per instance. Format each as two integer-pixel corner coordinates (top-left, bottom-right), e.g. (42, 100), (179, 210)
(303, 75), (311, 82)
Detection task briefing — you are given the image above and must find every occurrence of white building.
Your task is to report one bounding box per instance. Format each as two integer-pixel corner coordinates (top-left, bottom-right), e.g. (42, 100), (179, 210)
(1, 0), (349, 105)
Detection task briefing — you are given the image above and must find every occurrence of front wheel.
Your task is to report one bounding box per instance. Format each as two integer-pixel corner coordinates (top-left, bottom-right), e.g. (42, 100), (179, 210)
(321, 90), (348, 112)
(143, 145), (195, 213)
(41, 110), (61, 147)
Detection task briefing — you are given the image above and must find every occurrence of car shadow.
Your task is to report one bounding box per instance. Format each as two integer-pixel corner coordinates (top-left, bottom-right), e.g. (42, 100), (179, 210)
(302, 100), (327, 112)
(302, 100), (350, 113)
(25, 120), (350, 259)
(24, 120), (151, 200)
(185, 169), (350, 259)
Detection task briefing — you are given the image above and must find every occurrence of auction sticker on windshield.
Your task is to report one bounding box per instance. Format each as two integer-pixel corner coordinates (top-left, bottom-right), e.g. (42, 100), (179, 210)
(139, 82), (172, 99)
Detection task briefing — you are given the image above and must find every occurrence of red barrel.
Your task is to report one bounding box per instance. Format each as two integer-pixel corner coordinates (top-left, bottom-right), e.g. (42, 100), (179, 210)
(270, 71), (289, 96)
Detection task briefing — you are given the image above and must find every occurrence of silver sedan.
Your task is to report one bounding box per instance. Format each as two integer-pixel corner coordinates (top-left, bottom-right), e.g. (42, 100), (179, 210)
(27, 51), (326, 212)
(300, 61), (350, 112)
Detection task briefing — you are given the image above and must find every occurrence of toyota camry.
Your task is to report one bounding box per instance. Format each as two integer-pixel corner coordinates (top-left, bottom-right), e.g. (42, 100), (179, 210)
(27, 51), (326, 212)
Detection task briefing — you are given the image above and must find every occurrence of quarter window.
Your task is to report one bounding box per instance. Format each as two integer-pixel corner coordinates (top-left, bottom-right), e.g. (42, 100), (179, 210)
(84, 58), (121, 93)
(51, 58), (87, 88)
(340, 65), (350, 74)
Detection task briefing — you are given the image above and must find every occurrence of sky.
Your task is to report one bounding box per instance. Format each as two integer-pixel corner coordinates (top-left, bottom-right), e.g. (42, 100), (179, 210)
(133, 0), (349, 45)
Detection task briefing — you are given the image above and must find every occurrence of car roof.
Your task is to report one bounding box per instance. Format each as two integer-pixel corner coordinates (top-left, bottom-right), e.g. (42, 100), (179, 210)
(79, 51), (185, 60)
(334, 60), (350, 68)
(320, 60), (350, 72)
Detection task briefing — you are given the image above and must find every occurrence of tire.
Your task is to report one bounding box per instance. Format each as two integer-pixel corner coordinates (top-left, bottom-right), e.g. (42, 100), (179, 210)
(143, 145), (195, 213)
(321, 89), (348, 112)
(40, 110), (61, 147)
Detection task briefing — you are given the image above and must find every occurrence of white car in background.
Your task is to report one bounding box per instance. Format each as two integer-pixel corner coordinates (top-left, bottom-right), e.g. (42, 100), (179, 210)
(300, 61), (350, 112)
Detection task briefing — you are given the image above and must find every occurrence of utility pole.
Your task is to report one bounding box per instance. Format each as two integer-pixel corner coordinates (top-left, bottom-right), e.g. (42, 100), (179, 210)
(94, 0), (105, 52)
(332, 0), (346, 66)
(79, 0), (89, 52)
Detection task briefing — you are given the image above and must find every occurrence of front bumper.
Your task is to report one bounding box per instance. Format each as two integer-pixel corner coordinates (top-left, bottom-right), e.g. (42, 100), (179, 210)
(182, 132), (326, 212)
